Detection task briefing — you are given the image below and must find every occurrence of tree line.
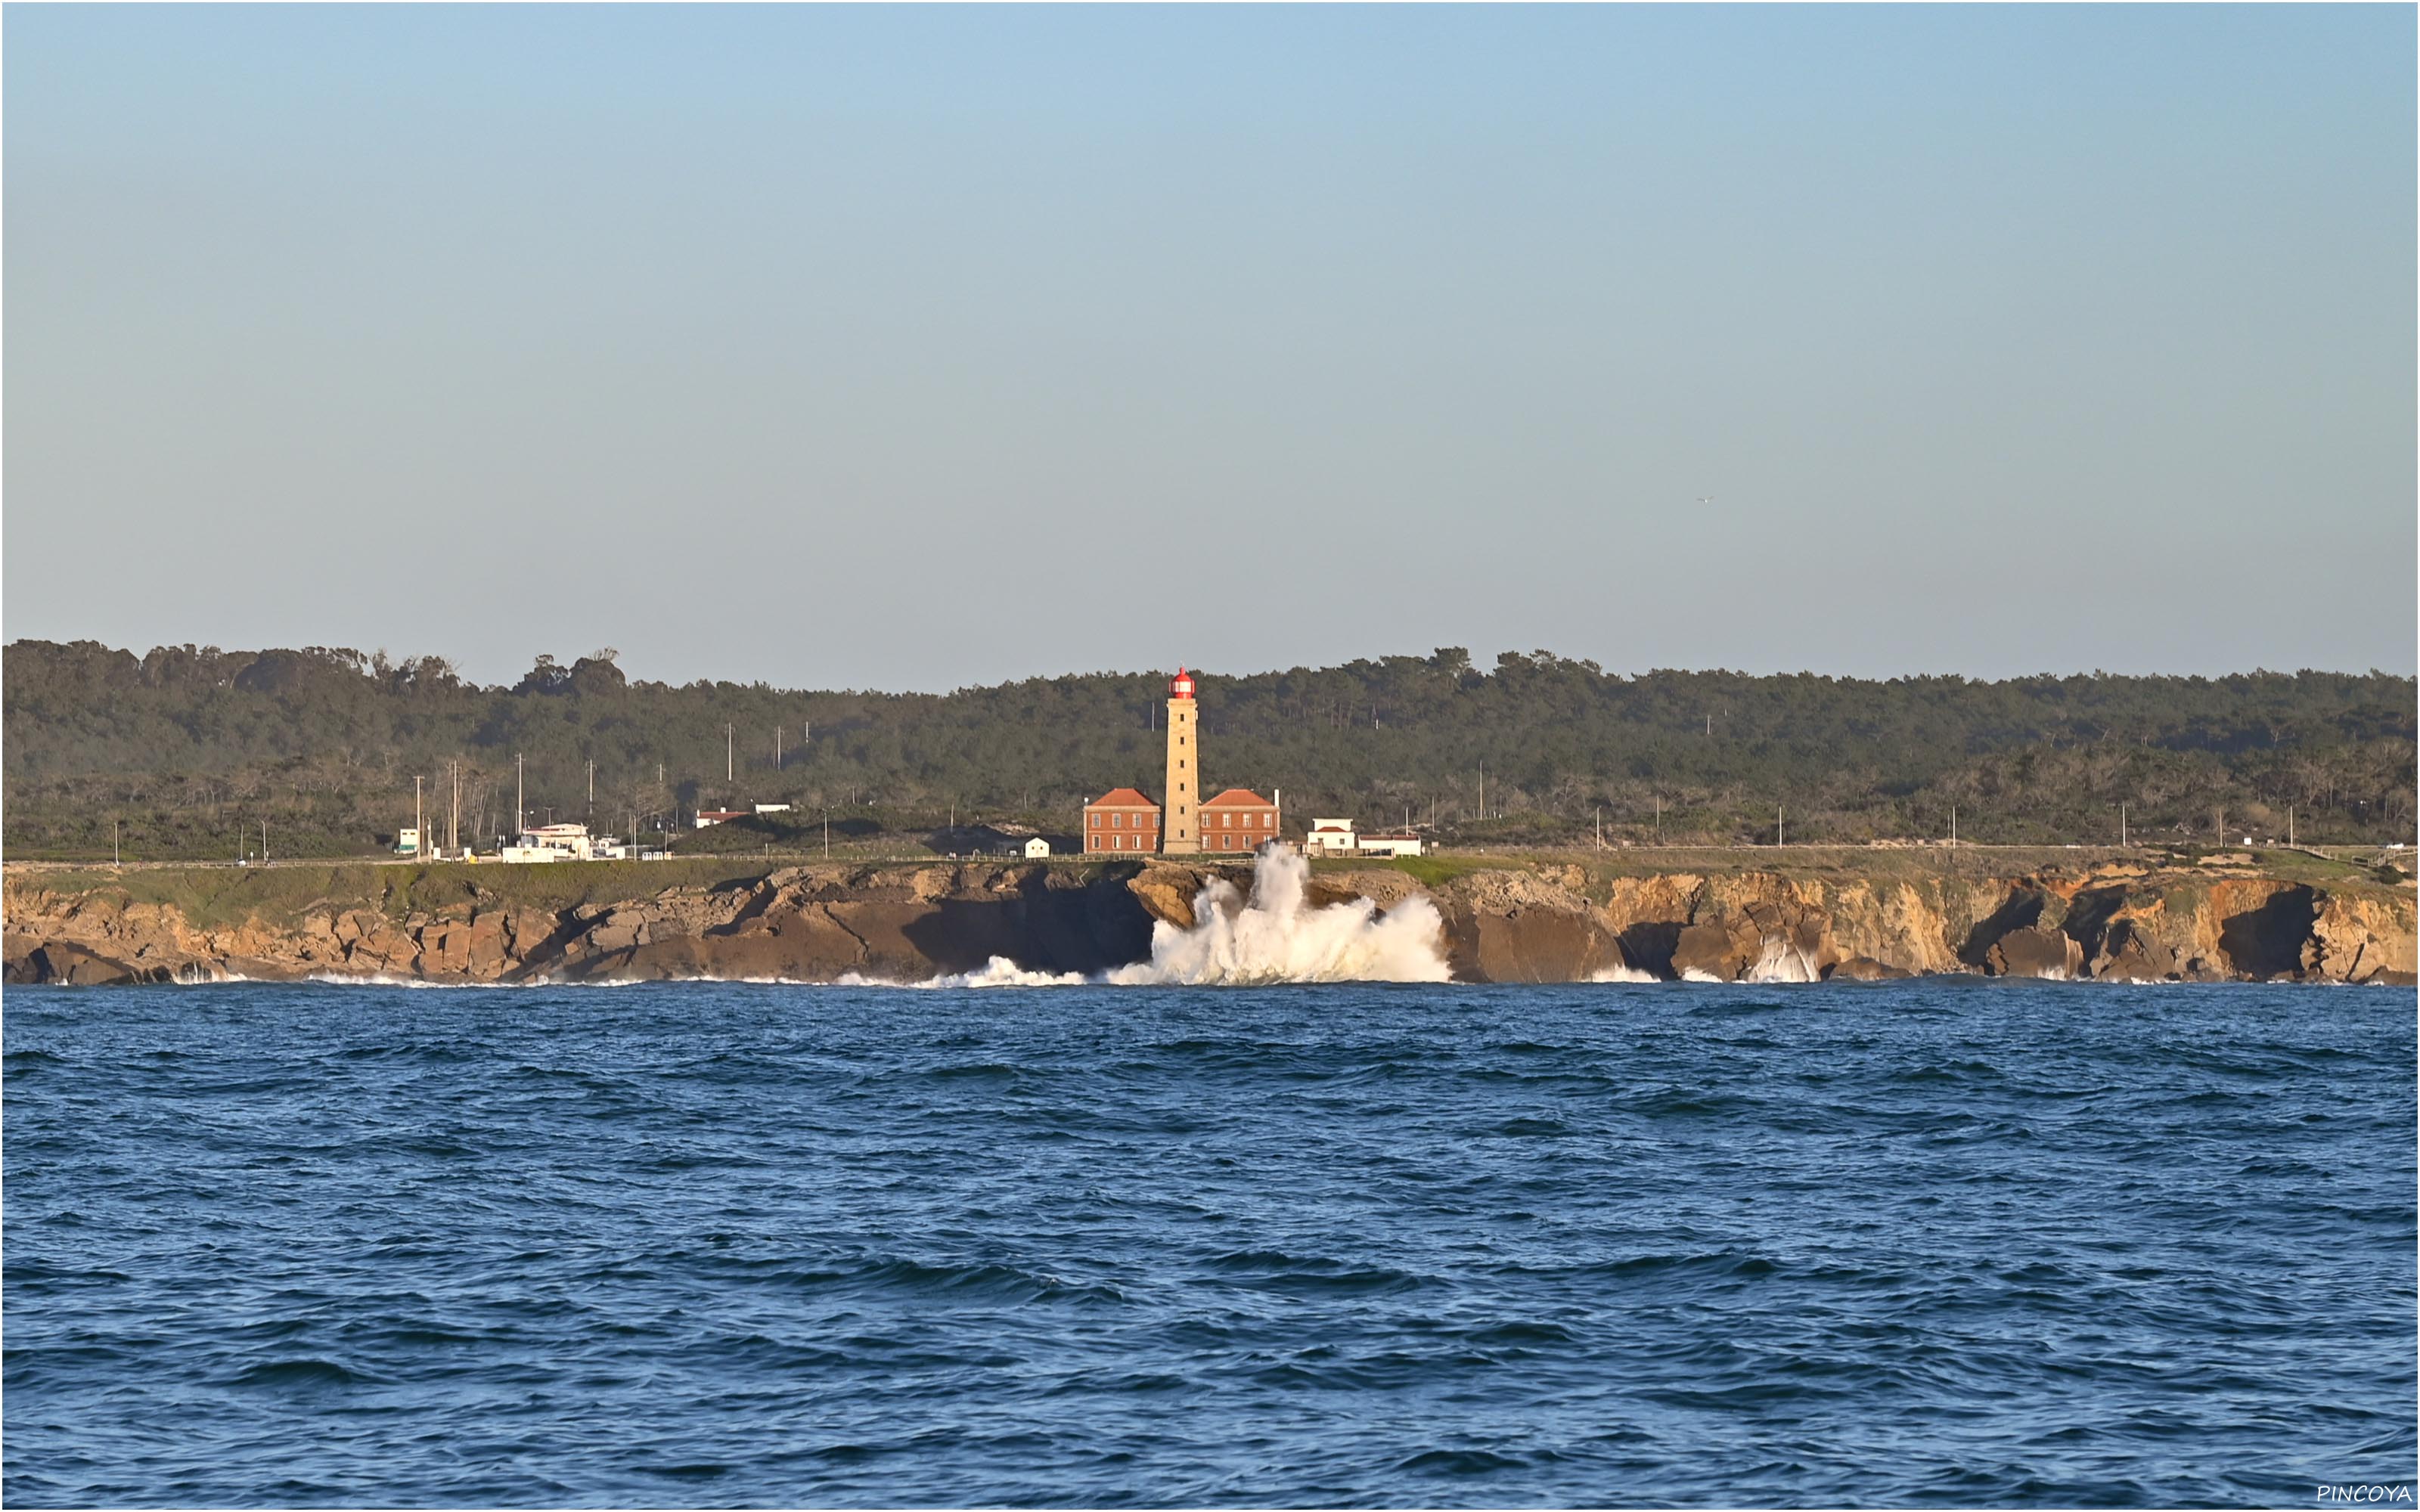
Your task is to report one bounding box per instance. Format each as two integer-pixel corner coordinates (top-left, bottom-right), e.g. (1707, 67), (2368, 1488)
(4, 639), (2412, 860)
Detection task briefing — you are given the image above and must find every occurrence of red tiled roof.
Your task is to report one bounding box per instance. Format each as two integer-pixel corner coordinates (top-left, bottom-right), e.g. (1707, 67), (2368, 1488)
(1202, 788), (1272, 807)
(1087, 788), (1159, 809)
(1311, 823), (1351, 832)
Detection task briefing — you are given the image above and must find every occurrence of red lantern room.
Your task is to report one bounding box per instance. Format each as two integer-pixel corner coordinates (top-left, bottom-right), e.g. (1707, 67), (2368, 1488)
(1169, 667), (1196, 700)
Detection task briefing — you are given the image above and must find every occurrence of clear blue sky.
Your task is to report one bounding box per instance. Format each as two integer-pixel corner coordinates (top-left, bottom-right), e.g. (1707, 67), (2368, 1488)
(7, 5), (2412, 689)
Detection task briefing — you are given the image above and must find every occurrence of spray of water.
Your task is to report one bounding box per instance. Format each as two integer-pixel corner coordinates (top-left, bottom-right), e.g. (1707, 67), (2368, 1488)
(1104, 847), (1450, 985)
(1743, 935), (1823, 983)
(1590, 964), (1661, 984)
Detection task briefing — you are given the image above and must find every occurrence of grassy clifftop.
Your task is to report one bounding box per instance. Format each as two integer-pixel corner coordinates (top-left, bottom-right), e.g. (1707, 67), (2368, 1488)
(1331, 843), (2410, 895)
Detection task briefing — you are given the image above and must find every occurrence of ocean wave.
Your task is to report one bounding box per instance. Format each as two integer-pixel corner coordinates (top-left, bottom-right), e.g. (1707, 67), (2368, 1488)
(839, 958), (1087, 989)
(1589, 964), (1661, 983)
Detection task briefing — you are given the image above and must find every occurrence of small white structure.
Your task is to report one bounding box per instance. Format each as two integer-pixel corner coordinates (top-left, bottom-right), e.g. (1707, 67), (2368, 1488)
(1024, 836), (1051, 859)
(1356, 831), (1426, 857)
(695, 809), (749, 829)
(496, 823), (613, 863)
(755, 803), (793, 816)
(1304, 819), (1358, 857)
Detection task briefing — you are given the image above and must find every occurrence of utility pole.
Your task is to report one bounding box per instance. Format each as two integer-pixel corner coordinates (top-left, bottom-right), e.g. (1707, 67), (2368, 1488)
(262, 819), (270, 865)
(1705, 713), (1711, 736)
(113, 818), (120, 866)
(1655, 795), (1661, 843)
(2289, 805), (2294, 846)
(1595, 806), (1602, 849)
(516, 753), (524, 837)
(2121, 802), (2127, 847)
(1950, 805), (1956, 846)
(1777, 805), (1784, 847)
(415, 775), (424, 857)
(451, 761), (461, 853)
(824, 811), (830, 858)
(588, 760), (595, 812)
(726, 724), (734, 782)
(776, 726), (783, 770)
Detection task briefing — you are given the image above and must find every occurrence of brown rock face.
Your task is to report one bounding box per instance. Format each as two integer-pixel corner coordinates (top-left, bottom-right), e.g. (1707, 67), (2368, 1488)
(1986, 926), (2084, 979)
(1825, 956), (1913, 981)
(2088, 919), (2177, 982)
(1634, 890), (1831, 984)
(1671, 917), (1757, 982)
(1422, 866), (1627, 983)
(19, 941), (163, 985)
(2214, 885), (2321, 980)
(2304, 894), (2420, 983)
(5, 855), (2413, 988)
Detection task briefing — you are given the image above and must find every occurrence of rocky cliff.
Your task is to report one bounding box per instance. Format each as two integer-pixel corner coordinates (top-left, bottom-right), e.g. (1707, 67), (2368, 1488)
(5, 852), (2413, 987)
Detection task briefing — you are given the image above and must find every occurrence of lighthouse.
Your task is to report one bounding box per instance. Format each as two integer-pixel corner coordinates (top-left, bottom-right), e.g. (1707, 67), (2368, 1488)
(1162, 667), (1200, 854)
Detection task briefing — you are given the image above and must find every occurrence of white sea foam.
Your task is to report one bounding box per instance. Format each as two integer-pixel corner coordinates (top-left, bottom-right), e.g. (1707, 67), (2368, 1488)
(839, 958), (1087, 990)
(1590, 963), (1661, 984)
(1742, 935), (1823, 984)
(1098, 847), (1450, 986)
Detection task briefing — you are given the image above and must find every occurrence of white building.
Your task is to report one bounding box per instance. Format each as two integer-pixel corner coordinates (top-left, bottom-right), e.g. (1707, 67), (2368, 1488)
(755, 803), (793, 816)
(1304, 819), (1357, 857)
(695, 809), (749, 829)
(1355, 831), (1426, 857)
(495, 823), (619, 863)
(1025, 836), (1051, 858)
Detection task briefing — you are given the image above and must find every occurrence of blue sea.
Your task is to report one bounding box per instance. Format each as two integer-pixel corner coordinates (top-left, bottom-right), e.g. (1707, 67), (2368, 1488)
(5, 980), (2414, 1507)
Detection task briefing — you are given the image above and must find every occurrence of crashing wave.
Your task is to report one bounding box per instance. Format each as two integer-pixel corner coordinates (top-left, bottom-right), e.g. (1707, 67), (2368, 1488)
(1742, 934), (1823, 983)
(1589, 964), (1661, 984)
(1102, 848), (1449, 985)
(839, 958), (1087, 990)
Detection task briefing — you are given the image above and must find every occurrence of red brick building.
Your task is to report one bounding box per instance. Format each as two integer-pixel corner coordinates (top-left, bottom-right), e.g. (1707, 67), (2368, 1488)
(1082, 787), (1162, 854)
(1199, 789), (1278, 853)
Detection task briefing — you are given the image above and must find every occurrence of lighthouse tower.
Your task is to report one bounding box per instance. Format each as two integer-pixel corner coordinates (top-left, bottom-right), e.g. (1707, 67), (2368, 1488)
(1162, 667), (1200, 854)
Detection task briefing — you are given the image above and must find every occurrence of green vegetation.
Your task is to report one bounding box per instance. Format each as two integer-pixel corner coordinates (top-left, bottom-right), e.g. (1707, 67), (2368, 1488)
(5, 640), (2414, 860)
(1324, 853), (1522, 889)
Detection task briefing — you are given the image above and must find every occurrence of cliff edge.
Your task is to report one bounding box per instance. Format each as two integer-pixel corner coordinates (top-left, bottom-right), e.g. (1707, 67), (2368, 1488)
(5, 850), (2412, 987)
